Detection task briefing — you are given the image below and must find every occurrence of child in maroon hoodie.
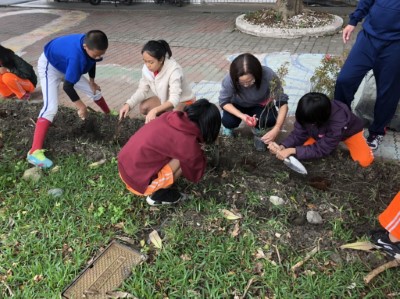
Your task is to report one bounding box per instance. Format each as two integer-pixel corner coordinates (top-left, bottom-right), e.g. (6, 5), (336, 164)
(268, 92), (374, 167)
(118, 99), (221, 205)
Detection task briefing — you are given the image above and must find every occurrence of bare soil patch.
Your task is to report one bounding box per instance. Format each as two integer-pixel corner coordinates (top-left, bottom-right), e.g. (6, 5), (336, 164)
(1, 100), (400, 264)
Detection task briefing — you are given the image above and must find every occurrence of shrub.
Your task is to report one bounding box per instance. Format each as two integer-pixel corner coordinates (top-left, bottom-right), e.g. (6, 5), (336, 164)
(310, 52), (347, 99)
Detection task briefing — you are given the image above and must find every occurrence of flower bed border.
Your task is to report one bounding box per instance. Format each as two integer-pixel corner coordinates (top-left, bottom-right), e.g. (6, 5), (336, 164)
(236, 13), (343, 39)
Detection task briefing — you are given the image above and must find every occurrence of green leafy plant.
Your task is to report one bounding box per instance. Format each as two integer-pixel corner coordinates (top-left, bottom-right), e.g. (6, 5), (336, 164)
(257, 62), (289, 132)
(310, 52), (347, 99)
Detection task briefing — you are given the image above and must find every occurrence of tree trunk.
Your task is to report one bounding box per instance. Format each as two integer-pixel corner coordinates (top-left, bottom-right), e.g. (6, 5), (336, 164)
(276, 0), (303, 23)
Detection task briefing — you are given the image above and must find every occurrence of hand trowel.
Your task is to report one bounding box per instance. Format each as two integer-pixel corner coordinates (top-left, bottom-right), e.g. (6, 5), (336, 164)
(283, 156), (307, 175)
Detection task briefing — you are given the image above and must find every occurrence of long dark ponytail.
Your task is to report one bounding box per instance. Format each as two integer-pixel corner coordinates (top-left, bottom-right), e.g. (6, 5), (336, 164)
(0, 45), (15, 69)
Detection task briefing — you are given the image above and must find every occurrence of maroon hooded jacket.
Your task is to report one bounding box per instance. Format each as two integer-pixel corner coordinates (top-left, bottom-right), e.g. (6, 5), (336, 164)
(281, 100), (364, 160)
(118, 111), (206, 194)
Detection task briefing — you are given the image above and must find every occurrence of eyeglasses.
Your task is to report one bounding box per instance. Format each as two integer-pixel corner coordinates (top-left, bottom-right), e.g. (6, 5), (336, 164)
(239, 79), (255, 87)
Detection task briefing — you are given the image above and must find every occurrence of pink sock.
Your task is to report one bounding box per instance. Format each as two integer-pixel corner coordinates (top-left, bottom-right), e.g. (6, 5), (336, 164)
(94, 97), (110, 114)
(30, 117), (51, 153)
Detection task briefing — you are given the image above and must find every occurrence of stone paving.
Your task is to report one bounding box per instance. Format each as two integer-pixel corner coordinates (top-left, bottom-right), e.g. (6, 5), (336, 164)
(1, 1), (399, 161)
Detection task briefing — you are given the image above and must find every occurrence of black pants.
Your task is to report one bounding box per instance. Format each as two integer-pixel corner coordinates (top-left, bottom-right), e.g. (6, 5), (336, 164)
(222, 103), (277, 129)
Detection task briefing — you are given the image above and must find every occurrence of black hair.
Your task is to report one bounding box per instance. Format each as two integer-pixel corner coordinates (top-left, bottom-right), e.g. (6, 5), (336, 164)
(141, 40), (172, 61)
(0, 45), (15, 69)
(295, 92), (332, 127)
(84, 30), (108, 51)
(184, 99), (221, 144)
(230, 53), (263, 94)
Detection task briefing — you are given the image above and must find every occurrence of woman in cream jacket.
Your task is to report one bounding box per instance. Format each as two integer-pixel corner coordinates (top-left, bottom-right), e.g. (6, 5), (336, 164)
(119, 40), (194, 124)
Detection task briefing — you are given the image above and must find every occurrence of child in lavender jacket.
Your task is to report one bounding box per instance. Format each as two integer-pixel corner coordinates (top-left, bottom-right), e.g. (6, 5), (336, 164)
(268, 92), (374, 167)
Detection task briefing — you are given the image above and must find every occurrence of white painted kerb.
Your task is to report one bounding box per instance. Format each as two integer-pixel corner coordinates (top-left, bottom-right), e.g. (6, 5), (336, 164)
(236, 14), (343, 39)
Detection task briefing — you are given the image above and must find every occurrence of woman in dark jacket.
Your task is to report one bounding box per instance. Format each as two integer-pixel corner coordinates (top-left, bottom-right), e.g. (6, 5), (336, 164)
(268, 92), (374, 167)
(0, 45), (37, 100)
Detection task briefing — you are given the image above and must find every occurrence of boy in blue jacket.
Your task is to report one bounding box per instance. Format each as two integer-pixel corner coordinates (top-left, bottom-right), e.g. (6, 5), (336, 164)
(27, 30), (111, 168)
(334, 0), (400, 150)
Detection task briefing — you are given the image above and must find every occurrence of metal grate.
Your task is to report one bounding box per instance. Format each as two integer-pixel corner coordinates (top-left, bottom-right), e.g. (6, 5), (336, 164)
(62, 240), (146, 299)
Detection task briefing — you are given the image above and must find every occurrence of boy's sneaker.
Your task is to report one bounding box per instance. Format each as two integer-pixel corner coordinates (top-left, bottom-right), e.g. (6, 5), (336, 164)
(221, 127), (233, 137)
(146, 188), (187, 206)
(27, 149), (53, 169)
(366, 134), (383, 150)
(371, 229), (400, 259)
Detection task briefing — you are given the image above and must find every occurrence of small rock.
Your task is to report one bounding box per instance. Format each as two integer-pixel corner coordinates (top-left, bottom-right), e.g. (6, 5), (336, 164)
(269, 195), (285, 206)
(329, 252), (343, 265)
(306, 211), (323, 224)
(48, 188), (63, 198)
(22, 167), (42, 182)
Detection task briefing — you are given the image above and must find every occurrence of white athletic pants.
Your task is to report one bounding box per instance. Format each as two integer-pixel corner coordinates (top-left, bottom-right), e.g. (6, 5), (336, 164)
(37, 53), (103, 122)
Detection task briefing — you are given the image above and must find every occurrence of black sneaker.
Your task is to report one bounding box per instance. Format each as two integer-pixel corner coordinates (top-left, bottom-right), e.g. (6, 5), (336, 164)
(366, 134), (384, 150)
(146, 188), (187, 206)
(371, 229), (400, 259)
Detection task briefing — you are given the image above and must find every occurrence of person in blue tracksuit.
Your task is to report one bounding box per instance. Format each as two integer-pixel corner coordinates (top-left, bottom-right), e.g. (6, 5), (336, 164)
(334, 0), (400, 150)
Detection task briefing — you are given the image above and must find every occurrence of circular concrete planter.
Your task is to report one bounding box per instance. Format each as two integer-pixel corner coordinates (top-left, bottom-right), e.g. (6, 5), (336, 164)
(236, 13), (343, 39)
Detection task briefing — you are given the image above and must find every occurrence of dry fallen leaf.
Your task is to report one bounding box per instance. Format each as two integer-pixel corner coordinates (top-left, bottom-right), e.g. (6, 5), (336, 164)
(255, 248), (266, 259)
(231, 222), (240, 237)
(253, 262), (264, 274)
(340, 241), (375, 251)
(149, 230), (163, 249)
(221, 209), (242, 220)
(113, 222), (125, 229)
(106, 290), (137, 298)
(304, 270), (316, 276)
(88, 203), (94, 213)
(115, 236), (135, 245)
(33, 274), (43, 282)
(221, 170), (229, 178)
(180, 254), (192, 261)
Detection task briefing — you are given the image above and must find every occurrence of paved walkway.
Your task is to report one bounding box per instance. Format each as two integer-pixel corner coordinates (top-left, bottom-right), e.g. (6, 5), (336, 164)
(1, 1), (399, 161)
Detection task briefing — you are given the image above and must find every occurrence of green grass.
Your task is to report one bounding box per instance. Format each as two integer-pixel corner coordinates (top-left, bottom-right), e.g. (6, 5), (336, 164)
(1, 151), (400, 298)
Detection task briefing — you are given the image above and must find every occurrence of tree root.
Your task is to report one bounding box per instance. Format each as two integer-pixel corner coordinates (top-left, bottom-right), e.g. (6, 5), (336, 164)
(364, 259), (400, 284)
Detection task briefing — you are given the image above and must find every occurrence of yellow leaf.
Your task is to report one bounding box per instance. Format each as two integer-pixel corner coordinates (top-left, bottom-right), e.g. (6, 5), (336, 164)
(340, 241), (375, 251)
(255, 248), (266, 259)
(149, 230), (163, 249)
(50, 165), (60, 173)
(221, 209), (242, 220)
(89, 159), (107, 169)
(140, 239), (145, 247)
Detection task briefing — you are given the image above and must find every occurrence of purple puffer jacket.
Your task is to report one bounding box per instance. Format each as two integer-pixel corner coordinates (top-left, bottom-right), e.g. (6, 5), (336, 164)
(281, 100), (364, 160)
